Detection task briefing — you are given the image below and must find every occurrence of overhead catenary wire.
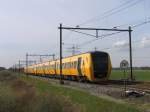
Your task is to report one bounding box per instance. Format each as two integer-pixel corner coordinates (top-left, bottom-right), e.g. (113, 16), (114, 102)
(60, 17), (150, 56)
(78, 0), (135, 26)
(132, 19), (150, 28)
(56, 0), (148, 56)
(60, 0), (147, 49)
(78, 31), (122, 47)
(95, 0), (144, 25)
(78, 0), (143, 26)
(112, 17), (150, 29)
(62, 1), (149, 51)
(98, 37), (150, 51)
(95, 18), (150, 51)
(67, 29), (96, 38)
(57, 1), (149, 59)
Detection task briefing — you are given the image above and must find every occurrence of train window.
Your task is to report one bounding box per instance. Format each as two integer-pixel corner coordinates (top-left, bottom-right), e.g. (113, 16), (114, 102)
(66, 63), (67, 68)
(83, 61), (85, 66)
(53, 65), (55, 69)
(57, 64), (60, 69)
(56, 64), (58, 69)
(45, 66), (47, 70)
(76, 61), (78, 68)
(63, 63), (65, 69)
(70, 62), (72, 68)
(70, 63), (72, 68)
(67, 62), (69, 68)
(72, 62), (74, 68)
(65, 63), (66, 68)
(74, 61), (77, 69)
(86, 57), (88, 63)
(64, 63), (66, 69)
(58, 64), (60, 69)
(75, 61), (77, 68)
(67, 63), (69, 68)
(73, 62), (75, 68)
(72, 62), (73, 68)
(69, 62), (71, 68)
(68, 62), (70, 68)
(70, 62), (71, 68)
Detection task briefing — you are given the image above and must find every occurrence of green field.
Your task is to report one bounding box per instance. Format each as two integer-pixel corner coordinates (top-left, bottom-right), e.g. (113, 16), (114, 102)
(110, 70), (150, 81)
(0, 70), (142, 112)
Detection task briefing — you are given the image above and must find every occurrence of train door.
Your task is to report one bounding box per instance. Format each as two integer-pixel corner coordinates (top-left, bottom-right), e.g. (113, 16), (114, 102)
(77, 57), (82, 76)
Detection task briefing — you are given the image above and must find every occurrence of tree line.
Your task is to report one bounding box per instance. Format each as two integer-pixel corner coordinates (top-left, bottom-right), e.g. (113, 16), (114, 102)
(113, 67), (150, 70)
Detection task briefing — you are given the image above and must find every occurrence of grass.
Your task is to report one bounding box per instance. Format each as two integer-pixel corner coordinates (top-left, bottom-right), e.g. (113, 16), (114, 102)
(0, 71), (79, 112)
(16, 72), (141, 112)
(1, 70), (149, 112)
(110, 70), (150, 81)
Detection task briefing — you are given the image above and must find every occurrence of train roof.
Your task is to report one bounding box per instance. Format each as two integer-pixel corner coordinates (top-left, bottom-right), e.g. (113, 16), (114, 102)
(62, 51), (108, 59)
(25, 51), (108, 67)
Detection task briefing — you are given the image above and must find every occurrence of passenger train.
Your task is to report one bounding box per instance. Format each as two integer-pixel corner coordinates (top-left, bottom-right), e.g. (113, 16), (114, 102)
(24, 51), (112, 82)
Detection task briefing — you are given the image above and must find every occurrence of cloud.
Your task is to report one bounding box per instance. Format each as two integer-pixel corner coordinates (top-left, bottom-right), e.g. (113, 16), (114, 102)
(140, 37), (150, 48)
(113, 40), (129, 48)
(112, 40), (129, 52)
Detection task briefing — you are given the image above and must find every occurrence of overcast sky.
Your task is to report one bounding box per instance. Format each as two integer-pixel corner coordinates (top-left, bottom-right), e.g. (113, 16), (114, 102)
(0, 0), (150, 68)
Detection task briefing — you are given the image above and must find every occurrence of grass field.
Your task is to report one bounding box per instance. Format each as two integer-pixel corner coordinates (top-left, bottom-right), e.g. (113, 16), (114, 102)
(0, 71), (79, 112)
(0, 70), (142, 112)
(110, 70), (150, 81)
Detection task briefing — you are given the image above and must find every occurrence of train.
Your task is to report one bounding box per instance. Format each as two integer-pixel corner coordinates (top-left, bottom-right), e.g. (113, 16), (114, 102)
(24, 51), (112, 82)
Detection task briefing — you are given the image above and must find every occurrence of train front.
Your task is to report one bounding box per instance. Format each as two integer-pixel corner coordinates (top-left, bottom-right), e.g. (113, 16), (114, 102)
(91, 51), (112, 81)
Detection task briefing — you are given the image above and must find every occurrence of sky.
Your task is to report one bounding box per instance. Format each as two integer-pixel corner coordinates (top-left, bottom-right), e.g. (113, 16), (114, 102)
(0, 0), (150, 68)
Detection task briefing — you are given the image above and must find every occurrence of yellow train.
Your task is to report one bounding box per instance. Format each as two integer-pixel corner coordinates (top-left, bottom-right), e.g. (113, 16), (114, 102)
(24, 51), (112, 82)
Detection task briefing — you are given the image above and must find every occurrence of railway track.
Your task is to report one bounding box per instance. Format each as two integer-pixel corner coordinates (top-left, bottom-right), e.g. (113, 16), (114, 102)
(27, 74), (150, 99)
(94, 80), (150, 95)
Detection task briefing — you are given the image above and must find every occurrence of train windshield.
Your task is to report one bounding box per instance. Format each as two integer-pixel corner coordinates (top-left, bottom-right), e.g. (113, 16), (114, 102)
(91, 52), (108, 78)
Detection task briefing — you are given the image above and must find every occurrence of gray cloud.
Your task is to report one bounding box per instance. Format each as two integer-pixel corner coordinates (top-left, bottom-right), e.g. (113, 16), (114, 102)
(112, 40), (129, 51)
(140, 37), (150, 48)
